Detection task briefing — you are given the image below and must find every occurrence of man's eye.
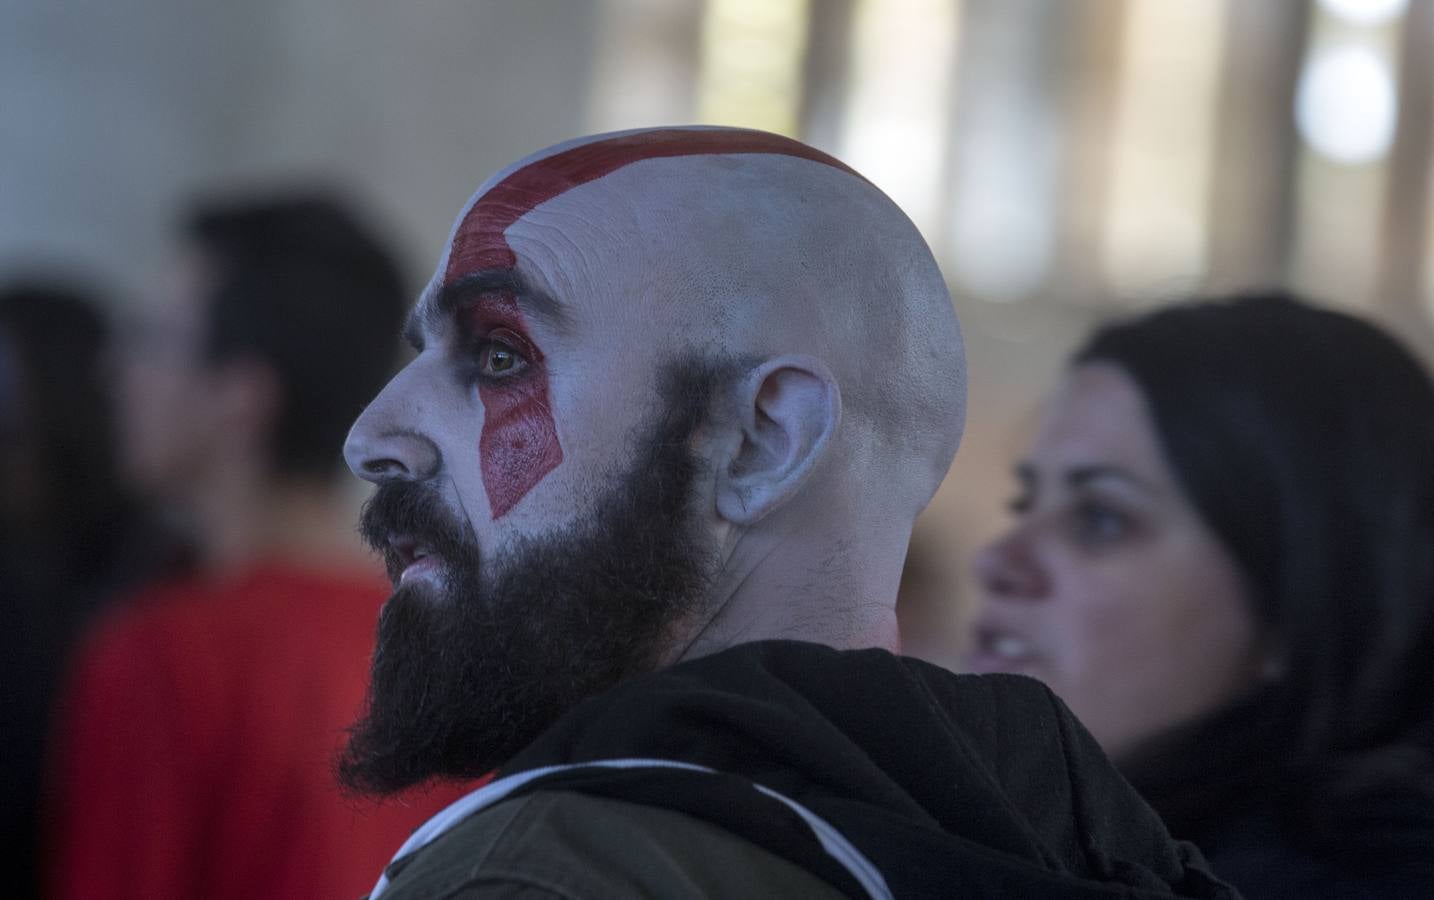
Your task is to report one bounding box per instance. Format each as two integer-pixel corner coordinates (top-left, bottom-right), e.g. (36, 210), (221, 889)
(477, 340), (528, 378)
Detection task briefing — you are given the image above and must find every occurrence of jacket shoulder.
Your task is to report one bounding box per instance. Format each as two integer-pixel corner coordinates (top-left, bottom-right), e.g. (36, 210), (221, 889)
(379, 789), (849, 900)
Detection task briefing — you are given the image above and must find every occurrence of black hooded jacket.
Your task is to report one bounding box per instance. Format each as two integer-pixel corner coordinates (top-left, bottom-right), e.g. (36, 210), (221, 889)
(375, 641), (1238, 899)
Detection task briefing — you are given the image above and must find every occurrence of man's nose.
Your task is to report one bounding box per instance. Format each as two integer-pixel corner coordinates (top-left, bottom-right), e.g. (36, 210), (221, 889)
(973, 530), (1050, 600)
(343, 379), (441, 485)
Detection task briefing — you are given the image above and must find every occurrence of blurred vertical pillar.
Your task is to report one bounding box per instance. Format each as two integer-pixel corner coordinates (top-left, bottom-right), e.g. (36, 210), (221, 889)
(834, 0), (959, 237)
(1288, 5), (1403, 311)
(799, 0), (856, 153)
(696, 0), (812, 136)
(1206, 0), (1310, 291)
(586, 0), (703, 132)
(1052, 0), (1126, 302)
(944, 0), (1065, 304)
(1378, 0), (1434, 348)
(1099, 0), (1229, 301)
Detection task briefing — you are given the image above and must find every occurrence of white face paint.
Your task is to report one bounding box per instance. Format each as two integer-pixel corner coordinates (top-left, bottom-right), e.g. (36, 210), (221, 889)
(338, 127), (969, 793)
(345, 128), (964, 595)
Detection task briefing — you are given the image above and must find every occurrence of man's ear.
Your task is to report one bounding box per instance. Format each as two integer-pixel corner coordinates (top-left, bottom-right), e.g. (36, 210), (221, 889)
(715, 355), (840, 526)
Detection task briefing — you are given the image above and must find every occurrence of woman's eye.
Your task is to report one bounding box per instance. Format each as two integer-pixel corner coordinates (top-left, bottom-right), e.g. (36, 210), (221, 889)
(1071, 501), (1131, 546)
(477, 339), (528, 378)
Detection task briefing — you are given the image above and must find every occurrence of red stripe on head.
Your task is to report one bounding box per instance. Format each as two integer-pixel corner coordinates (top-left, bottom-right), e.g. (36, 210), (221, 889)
(445, 128), (862, 277)
(447, 128), (860, 520)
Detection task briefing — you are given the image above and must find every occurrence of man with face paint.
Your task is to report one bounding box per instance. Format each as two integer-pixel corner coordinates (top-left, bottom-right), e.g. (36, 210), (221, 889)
(344, 128), (1235, 899)
(47, 195), (472, 900)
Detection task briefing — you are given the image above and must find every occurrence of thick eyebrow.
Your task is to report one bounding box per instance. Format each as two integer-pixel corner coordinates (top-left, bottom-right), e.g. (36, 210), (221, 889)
(403, 268), (569, 351)
(1067, 464), (1152, 493)
(1012, 462), (1153, 494)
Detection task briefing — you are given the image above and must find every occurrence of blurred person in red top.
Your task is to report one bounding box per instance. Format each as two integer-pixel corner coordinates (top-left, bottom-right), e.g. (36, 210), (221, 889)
(47, 192), (469, 900)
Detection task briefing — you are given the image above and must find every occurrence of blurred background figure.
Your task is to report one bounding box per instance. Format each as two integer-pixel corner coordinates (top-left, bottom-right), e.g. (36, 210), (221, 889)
(972, 292), (1434, 896)
(0, 282), (188, 900)
(45, 193), (468, 900)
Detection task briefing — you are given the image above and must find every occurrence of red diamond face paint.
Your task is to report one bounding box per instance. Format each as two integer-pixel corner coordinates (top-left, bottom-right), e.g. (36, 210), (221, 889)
(461, 289), (559, 520)
(443, 128), (862, 519)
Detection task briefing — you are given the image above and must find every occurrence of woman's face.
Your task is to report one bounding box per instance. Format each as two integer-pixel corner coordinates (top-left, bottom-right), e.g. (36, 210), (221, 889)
(970, 362), (1269, 758)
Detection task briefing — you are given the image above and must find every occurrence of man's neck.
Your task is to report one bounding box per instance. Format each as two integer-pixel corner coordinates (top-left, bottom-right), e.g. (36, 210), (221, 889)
(671, 521), (907, 664)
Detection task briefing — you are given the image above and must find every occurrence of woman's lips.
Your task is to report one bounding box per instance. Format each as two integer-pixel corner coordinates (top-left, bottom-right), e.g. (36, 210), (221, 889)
(966, 623), (1040, 674)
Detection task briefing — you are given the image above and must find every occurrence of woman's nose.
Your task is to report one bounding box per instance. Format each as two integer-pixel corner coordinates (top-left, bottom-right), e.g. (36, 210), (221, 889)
(974, 530), (1050, 600)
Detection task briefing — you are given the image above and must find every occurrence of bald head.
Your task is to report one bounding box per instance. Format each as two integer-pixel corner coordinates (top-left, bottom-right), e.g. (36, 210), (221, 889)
(340, 127), (965, 791)
(423, 126), (965, 523)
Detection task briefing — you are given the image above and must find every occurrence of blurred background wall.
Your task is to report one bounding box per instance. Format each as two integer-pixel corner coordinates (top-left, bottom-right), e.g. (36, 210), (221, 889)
(5, 0), (1432, 665)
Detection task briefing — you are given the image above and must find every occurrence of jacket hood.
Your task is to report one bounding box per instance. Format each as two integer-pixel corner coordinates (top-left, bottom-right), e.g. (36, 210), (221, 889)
(499, 640), (1237, 899)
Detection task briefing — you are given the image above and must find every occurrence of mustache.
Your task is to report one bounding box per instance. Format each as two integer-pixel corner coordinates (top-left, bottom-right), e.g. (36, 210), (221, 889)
(358, 480), (479, 584)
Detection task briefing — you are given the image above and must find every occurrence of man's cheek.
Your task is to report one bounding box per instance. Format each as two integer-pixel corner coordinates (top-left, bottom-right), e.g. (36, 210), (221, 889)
(479, 375), (562, 519)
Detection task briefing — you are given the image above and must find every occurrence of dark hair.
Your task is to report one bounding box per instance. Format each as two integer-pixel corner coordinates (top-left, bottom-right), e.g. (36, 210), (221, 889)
(0, 282), (122, 557)
(1, 282), (192, 899)
(184, 192), (408, 479)
(1076, 291), (1434, 839)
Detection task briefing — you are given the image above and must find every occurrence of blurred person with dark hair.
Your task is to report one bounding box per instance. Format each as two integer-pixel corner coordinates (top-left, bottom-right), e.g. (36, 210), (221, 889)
(973, 292), (1434, 896)
(0, 282), (187, 900)
(47, 193), (468, 900)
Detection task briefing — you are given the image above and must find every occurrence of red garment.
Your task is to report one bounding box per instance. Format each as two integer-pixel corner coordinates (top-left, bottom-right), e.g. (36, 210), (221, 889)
(48, 562), (471, 900)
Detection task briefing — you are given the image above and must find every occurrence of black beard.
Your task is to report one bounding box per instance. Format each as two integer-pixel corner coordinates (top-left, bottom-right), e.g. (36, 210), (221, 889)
(338, 365), (722, 795)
